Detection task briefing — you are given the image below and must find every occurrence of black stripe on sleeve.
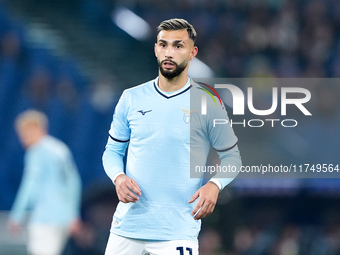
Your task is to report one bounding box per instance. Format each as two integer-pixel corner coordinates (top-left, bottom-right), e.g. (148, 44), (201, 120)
(214, 141), (238, 152)
(109, 134), (130, 143)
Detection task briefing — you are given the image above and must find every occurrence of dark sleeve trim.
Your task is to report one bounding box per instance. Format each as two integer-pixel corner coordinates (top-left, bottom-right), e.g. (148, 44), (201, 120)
(214, 141), (238, 152)
(109, 134), (130, 143)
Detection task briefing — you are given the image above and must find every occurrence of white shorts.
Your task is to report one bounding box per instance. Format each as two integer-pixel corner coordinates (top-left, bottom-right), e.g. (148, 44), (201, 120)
(27, 224), (69, 255)
(105, 233), (199, 255)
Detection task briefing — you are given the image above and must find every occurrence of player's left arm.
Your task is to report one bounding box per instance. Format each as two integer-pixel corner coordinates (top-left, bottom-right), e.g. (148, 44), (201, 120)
(64, 152), (82, 229)
(188, 181), (220, 220)
(188, 145), (241, 220)
(189, 92), (242, 220)
(210, 145), (242, 189)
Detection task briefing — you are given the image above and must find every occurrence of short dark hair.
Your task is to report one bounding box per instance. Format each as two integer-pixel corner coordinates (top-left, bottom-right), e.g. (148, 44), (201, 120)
(157, 18), (197, 43)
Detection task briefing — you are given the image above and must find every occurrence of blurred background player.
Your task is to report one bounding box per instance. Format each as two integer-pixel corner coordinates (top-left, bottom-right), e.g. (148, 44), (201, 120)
(8, 109), (82, 255)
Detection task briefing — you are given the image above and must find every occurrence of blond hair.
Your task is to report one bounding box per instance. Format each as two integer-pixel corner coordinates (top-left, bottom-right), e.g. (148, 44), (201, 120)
(15, 109), (48, 130)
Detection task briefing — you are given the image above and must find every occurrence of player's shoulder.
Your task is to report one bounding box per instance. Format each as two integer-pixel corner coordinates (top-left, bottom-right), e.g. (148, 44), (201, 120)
(42, 136), (71, 156)
(191, 80), (214, 99)
(190, 79), (225, 109)
(190, 79), (213, 88)
(122, 79), (155, 98)
(190, 79), (205, 90)
(27, 136), (69, 161)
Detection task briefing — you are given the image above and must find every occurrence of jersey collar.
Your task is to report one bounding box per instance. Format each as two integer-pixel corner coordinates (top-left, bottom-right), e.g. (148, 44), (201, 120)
(153, 77), (192, 99)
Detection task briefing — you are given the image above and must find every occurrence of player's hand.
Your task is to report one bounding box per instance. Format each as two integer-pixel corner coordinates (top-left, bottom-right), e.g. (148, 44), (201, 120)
(188, 182), (220, 220)
(115, 174), (141, 203)
(8, 220), (21, 236)
(69, 218), (82, 236)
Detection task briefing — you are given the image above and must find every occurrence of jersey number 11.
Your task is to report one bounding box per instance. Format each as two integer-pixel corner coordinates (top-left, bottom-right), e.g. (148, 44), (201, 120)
(176, 246), (193, 255)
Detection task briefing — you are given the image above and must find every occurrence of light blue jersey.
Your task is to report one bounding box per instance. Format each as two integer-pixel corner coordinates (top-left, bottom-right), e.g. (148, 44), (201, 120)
(103, 77), (241, 241)
(10, 136), (81, 226)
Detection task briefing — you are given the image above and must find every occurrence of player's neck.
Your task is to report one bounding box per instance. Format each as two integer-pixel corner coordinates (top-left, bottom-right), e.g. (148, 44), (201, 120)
(26, 133), (47, 149)
(158, 73), (189, 92)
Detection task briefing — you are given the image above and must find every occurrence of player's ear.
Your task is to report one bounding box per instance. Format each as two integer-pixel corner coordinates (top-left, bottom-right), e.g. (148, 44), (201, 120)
(189, 46), (198, 61)
(154, 43), (158, 57)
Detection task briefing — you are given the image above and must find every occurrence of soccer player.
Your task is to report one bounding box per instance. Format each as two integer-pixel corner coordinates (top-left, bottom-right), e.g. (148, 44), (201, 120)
(8, 109), (82, 255)
(102, 18), (242, 254)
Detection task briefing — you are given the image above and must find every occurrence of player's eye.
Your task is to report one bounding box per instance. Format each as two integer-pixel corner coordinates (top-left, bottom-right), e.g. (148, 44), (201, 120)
(176, 45), (183, 49)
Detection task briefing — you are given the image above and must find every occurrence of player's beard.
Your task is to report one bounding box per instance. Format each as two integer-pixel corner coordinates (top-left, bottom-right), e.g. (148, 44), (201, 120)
(158, 59), (188, 79)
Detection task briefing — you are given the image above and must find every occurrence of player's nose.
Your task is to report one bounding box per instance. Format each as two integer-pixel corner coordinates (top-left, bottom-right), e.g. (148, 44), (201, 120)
(165, 47), (173, 58)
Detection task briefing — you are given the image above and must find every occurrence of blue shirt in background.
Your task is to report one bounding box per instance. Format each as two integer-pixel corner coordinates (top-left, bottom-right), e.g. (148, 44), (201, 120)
(10, 135), (82, 226)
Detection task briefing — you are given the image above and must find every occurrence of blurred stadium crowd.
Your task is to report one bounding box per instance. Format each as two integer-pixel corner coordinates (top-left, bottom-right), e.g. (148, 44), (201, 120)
(77, 0), (340, 78)
(1, 0), (340, 254)
(128, 0), (340, 78)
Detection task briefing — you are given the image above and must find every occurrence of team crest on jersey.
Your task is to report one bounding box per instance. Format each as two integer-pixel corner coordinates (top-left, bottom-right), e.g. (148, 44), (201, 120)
(180, 108), (197, 124)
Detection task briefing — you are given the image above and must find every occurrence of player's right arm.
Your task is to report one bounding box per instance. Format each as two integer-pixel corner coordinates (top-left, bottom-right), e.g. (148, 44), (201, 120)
(102, 91), (141, 203)
(9, 151), (43, 229)
(114, 174), (141, 203)
(102, 138), (141, 203)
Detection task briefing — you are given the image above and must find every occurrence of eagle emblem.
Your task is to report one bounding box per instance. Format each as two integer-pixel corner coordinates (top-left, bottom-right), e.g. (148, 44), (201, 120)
(180, 108), (197, 124)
